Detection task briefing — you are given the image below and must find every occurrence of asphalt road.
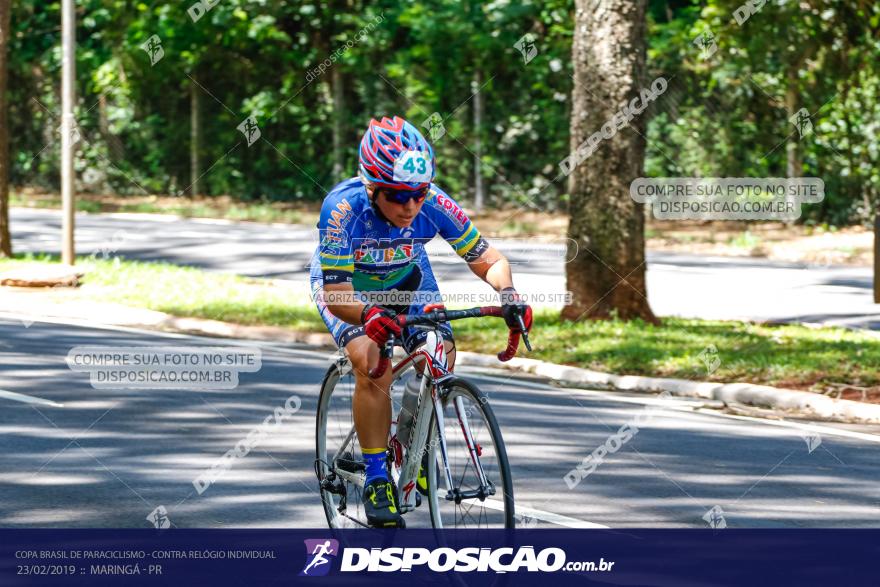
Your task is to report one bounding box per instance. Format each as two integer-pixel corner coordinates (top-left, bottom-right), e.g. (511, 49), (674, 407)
(11, 208), (880, 329)
(2, 317), (879, 529)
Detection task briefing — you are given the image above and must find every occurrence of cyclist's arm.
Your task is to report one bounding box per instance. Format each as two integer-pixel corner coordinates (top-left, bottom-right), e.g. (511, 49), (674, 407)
(427, 188), (515, 291)
(323, 282), (367, 325)
(316, 192), (363, 323)
(466, 244), (515, 292)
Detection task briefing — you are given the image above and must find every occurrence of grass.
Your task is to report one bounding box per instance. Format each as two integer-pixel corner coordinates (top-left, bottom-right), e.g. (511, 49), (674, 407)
(453, 315), (879, 393)
(728, 230), (762, 250)
(1, 253), (324, 332)
(2, 254), (877, 395)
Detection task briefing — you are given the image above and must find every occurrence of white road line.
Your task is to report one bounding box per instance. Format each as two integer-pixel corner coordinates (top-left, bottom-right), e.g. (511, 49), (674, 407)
(465, 498), (609, 529)
(0, 389), (64, 407)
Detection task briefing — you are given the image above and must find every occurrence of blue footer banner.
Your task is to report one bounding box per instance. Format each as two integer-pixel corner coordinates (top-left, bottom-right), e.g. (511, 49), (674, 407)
(1, 529), (878, 586)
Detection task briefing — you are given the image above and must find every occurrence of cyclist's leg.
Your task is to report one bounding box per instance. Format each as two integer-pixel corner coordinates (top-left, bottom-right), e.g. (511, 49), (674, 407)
(312, 275), (393, 451)
(344, 336), (403, 527)
(344, 334), (393, 450)
(313, 274), (402, 527)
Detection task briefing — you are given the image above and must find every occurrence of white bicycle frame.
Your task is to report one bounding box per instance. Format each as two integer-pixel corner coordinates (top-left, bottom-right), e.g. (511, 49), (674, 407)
(395, 329), (448, 512)
(329, 329), (491, 514)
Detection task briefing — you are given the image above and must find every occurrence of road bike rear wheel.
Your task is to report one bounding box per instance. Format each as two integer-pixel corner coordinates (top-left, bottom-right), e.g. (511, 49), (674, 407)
(315, 360), (371, 529)
(427, 377), (515, 528)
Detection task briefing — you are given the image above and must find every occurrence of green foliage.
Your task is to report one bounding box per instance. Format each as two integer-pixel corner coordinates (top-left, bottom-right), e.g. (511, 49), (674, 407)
(7, 0), (879, 222)
(648, 0), (880, 225)
(9, 0), (573, 208)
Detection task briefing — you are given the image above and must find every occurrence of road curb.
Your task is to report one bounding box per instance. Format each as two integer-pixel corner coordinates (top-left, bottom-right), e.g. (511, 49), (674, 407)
(145, 315), (880, 424)
(454, 352), (880, 425)
(153, 315), (336, 348)
(5, 293), (878, 425)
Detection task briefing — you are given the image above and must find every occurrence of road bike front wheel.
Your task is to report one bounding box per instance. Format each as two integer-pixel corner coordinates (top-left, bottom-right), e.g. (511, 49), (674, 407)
(426, 377), (515, 528)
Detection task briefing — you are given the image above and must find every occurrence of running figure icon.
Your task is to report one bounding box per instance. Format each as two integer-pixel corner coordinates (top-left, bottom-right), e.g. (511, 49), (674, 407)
(300, 539), (339, 576)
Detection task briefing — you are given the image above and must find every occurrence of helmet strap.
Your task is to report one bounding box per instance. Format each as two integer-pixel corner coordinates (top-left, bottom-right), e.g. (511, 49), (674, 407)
(367, 186), (393, 225)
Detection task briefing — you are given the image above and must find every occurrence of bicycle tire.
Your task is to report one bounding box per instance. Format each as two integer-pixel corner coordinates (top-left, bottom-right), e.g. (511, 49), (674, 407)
(315, 360), (368, 529)
(426, 376), (515, 529)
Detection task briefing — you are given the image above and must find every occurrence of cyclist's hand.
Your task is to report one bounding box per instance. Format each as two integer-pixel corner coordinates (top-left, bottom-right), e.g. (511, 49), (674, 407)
(500, 287), (533, 332)
(362, 305), (402, 345)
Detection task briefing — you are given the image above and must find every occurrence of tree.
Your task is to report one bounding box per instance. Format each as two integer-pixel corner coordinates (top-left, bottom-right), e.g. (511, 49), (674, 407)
(562, 0), (655, 322)
(0, 0), (11, 257)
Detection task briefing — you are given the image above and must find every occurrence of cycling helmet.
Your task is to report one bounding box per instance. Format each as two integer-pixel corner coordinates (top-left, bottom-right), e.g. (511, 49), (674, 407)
(358, 116), (435, 191)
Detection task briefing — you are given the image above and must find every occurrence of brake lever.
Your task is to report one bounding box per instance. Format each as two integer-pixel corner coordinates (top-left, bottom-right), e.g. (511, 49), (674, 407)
(369, 335), (395, 378)
(515, 314), (533, 352)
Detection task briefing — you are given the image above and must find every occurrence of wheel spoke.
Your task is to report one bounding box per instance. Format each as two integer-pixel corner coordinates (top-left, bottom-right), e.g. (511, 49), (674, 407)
(428, 381), (512, 529)
(318, 365), (370, 529)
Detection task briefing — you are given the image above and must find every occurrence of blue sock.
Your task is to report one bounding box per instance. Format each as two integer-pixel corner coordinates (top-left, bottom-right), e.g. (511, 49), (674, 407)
(362, 448), (388, 485)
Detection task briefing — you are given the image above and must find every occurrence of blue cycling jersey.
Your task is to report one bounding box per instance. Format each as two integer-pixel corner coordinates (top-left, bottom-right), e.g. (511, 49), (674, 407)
(313, 178), (489, 291)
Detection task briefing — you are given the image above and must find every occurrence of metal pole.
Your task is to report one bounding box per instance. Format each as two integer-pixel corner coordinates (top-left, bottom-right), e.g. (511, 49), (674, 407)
(60, 0), (76, 265)
(874, 214), (879, 304)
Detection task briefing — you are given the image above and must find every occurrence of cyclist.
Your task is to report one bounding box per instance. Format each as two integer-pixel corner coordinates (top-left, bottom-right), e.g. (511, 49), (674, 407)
(310, 116), (532, 528)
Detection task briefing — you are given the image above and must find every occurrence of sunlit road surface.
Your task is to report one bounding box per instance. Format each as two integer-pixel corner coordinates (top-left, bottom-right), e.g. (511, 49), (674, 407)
(2, 317), (879, 529)
(13, 208), (879, 329)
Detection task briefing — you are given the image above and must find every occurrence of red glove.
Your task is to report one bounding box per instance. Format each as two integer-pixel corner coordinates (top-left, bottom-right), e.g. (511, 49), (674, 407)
(362, 305), (402, 346)
(500, 287), (533, 331)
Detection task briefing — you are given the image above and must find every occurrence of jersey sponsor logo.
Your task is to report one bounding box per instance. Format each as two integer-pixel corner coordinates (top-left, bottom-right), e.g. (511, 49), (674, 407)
(434, 194), (469, 229)
(323, 199), (353, 247)
(321, 229), (348, 249)
(353, 238), (414, 265)
(322, 271), (351, 284)
(463, 237), (490, 262)
(328, 198), (353, 229)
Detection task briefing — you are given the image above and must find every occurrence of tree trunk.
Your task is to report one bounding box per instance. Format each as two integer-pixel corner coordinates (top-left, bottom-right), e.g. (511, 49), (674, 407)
(0, 0), (10, 257)
(785, 68), (801, 179)
(332, 65), (344, 181)
(562, 0), (655, 322)
(473, 68), (484, 212)
(190, 78), (200, 196)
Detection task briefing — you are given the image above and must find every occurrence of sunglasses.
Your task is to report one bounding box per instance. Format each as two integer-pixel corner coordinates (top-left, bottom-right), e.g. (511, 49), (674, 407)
(380, 188), (428, 205)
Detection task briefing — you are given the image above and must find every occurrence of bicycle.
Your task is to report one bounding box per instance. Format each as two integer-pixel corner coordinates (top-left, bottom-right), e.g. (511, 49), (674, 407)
(314, 304), (532, 529)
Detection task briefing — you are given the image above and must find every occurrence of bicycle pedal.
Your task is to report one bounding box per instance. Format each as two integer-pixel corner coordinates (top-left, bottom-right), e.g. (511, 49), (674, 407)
(320, 478), (346, 496)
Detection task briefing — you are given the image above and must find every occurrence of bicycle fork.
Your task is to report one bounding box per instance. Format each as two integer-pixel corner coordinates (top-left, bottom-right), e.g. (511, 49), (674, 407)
(432, 390), (494, 504)
(398, 331), (495, 511)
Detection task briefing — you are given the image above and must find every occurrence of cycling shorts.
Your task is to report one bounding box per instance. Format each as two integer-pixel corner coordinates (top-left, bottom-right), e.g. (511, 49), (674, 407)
(310, 254), (454, 352)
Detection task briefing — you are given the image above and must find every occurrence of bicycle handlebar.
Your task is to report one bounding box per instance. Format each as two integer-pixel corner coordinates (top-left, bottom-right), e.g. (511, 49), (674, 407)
(367, 305), (532, 378)
(368, 337), (397, 378)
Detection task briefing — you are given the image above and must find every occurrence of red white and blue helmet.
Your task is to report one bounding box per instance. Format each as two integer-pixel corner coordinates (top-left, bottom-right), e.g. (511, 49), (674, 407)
(358, 116), (435, 191)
